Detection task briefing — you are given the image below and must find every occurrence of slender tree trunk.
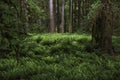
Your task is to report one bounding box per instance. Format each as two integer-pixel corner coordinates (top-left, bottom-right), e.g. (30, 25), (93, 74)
(69, 0), (73, 33)
(53, 0), (57, 32)
(64, 7), (67, 32)
(81, 0), (85, 19)
(74, 1), (77, 31)
(60, 0), (65, 33)
(92, 0), (113, 54)
(49, 0), (55, 33)
(84, 0), (87, 16)
(78, 0), (81, 28)
(56, 0), (60, 32)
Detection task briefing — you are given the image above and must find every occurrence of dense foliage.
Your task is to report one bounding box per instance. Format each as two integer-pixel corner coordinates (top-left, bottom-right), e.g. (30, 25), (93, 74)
(0, 34), (120, 80)
(0, 0), (120, 80)
(0, 0), (120, 33)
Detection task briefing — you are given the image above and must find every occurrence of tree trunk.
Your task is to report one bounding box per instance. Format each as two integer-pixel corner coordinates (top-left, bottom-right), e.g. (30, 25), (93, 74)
(78, 0), (81, 28)
(56, 0), (60, 32)
(60, 0), (65, 33)
(81, 0), (86, 19)
(74, 1), (77, 31)
(49, 0), (55, 33)
(53, 0), (57, 32)
(92, 0), (113, 54)
(69, 0), (73, 33)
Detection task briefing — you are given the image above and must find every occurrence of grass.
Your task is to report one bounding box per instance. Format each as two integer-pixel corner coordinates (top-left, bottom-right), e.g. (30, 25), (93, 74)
(0, 33), (120, 80)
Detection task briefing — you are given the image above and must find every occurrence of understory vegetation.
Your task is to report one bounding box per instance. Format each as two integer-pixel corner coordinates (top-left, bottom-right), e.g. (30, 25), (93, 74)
(0, 34), (120, 80)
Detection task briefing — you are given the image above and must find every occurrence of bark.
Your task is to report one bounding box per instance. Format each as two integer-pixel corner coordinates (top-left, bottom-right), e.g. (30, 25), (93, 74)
(69, 0), (73, 33)
(92, 0), (113, 54)
(78, 0), (81, 28)
(81, 0), (84, 17)
(56, 0), (60, 32)
(74, 1), (77, 31)
(49, 0), (55, 33)
(53, 0), (57, 32)
(60, 0), (65, 33)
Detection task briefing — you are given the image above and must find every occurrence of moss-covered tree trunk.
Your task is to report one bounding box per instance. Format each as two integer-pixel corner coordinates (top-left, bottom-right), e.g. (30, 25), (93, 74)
(92, 0), (113, 54)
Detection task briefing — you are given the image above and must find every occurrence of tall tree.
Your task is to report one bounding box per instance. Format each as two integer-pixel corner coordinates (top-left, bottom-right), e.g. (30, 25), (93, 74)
(69, 0), (73, 33)
(49, 0), (55, 33)
(53, 0), (57, 32)
(56, 0), (60, 32)
(73, 1), (77, 31)
(60, 0), (65, 33)
(92, 0), (113, 54)
(78, 0), (81, 28)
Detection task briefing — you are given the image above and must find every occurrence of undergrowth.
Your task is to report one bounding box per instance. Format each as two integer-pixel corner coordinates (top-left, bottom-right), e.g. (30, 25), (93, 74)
(0, 34), (120, 80)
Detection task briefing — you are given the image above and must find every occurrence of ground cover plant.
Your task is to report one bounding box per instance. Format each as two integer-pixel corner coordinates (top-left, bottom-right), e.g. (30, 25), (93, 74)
(0, 34), (120, 80)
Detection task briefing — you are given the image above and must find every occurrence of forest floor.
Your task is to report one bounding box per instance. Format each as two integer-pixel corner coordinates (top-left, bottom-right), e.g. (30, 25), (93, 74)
(0, 34), (120, 80)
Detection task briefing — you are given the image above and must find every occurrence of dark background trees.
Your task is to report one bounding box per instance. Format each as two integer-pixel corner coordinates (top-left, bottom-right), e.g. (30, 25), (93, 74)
(0, 0), (120, 54)
(1, 0), (120, 33)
